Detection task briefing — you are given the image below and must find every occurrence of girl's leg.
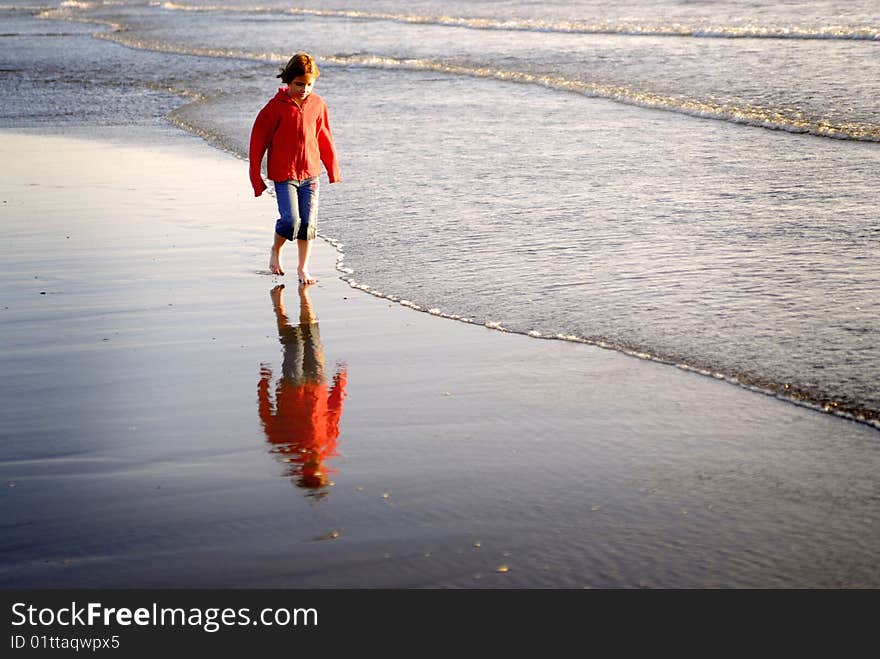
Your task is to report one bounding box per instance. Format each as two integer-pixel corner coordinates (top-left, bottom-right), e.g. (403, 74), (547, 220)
(271, 181), (298, 276)
(269, 231), (286, 276)
(295, 178), (320, 285)
(296, 239), (315, 285)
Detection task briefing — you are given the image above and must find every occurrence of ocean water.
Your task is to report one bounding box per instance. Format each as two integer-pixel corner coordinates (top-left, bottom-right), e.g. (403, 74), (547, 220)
(2, 0), (879, 427)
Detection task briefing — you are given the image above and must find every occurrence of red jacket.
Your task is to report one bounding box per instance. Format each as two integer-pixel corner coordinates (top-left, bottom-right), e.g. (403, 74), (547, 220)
(249, 89), (341, 196)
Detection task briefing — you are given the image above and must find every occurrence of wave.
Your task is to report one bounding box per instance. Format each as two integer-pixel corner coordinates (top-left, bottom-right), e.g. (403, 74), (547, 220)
(0, 31), (86, 35)
(90, 30), (880, 142)
(0, 1), (121, 10)
(36, 0), (880, 140)
(0, 4), (56, 10)
(325, 54), (880, 141)
(151, 2), (880, 41)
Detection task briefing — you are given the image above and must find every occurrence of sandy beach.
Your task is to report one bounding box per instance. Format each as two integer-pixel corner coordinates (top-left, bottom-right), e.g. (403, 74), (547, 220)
(1, 126), (879, 588)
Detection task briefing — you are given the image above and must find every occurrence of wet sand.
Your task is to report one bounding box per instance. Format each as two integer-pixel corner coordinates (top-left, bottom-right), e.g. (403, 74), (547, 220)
(1, 127), (878, 588)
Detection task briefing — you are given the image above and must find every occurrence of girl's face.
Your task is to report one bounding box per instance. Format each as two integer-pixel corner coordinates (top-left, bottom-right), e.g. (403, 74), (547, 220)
(288, 75), (315, 102)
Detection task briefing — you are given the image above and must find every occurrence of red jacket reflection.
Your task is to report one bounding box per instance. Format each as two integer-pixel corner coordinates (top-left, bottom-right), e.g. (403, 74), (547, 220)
(258, 367), (347, 487)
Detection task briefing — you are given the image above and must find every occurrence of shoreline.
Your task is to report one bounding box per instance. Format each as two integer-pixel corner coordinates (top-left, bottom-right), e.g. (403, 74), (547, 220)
(338, 266), (880, 432)
(2, 126), (879, 588)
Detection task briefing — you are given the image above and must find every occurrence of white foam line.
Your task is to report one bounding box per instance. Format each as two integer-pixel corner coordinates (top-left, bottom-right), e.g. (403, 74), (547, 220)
(151, 2), (880, 41)
(51, 10), (878, 144)
(327, 238), (880, 432)
(0, 4), (56, 10)
(321, 53), (880, 142)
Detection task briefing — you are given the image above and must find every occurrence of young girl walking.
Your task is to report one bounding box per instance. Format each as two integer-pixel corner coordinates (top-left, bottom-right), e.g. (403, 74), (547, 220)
(249, 52), (341, 284)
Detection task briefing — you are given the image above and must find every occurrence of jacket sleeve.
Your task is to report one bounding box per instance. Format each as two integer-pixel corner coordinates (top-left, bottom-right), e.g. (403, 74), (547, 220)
(257, 364), (276, 437)
(325, 369), (347, 442)
(248, 103), (276, 196)
(316, 102), (342, 183)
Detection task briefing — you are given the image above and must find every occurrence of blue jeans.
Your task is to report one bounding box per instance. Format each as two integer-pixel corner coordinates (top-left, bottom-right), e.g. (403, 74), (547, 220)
(274, 177), (319, 241)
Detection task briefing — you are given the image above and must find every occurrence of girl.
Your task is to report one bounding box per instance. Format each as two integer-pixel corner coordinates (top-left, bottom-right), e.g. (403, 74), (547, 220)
(249, 52), (341, 284)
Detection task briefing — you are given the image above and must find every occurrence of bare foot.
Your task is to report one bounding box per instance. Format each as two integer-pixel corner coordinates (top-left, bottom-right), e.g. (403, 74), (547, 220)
(297, 269), (317, 286)
(269, 248), (285, 276)
(270, 283), (285, 307)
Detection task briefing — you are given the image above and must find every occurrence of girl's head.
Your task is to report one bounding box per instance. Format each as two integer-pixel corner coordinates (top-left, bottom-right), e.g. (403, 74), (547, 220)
(277, 52), (320, 84)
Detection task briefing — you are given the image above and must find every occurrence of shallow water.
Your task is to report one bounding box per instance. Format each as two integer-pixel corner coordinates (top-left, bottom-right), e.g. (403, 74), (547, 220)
(1, 0), (878, 426)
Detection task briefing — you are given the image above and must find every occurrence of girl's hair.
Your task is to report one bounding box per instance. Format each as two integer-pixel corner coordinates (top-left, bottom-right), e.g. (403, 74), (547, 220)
(277, 52), (320, 84)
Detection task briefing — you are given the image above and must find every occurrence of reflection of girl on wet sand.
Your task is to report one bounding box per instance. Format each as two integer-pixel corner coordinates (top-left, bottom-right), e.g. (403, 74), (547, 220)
(258, 284), (347, 495)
